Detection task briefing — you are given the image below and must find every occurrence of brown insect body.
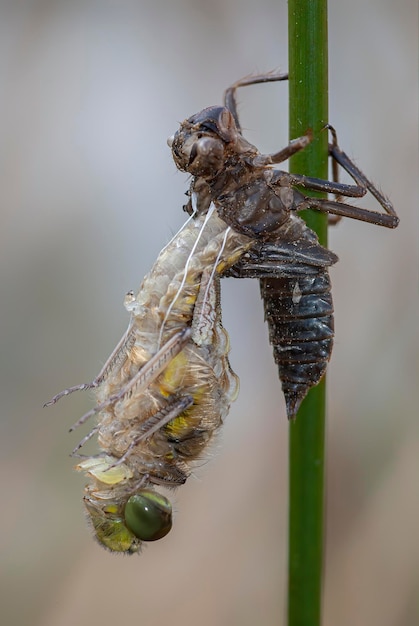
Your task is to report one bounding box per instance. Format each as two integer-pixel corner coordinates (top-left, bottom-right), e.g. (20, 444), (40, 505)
(228, 236), (336, 418)
(171, 106), (337, 418)
(170, 75), (398, 417)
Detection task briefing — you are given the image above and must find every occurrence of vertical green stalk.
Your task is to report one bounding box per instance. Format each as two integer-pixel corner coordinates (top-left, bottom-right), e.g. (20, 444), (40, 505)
(287, 2), (328, 625)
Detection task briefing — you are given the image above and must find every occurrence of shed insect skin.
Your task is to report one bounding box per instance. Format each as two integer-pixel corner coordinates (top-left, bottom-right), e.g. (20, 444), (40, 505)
(170, 71), (398, 418)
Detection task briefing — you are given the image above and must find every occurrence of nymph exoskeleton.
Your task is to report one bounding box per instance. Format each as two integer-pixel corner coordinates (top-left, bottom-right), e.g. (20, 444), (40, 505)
(169, 72), (398, 419)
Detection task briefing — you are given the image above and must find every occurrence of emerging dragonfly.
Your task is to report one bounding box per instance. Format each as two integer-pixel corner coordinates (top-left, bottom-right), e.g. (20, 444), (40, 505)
(46, 72), (398, 554)
(46, 207), (253, 553)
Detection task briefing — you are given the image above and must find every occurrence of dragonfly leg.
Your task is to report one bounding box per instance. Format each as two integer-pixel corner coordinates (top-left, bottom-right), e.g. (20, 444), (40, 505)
(44, 324), (136, 407)
(252, 132), (314, 168)
(108, 395), (194, 469)
(295, 195), (398, 228)
(224, 70), (288, 130)
(326, 124), (398, 219)
(70, 426), (99, 457)
(69, 328), (192, 432)
(191, 265), (222, 347)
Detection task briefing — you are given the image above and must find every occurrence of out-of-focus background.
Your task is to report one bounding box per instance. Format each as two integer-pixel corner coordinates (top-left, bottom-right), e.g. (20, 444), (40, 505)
(1, 1), (417, 625)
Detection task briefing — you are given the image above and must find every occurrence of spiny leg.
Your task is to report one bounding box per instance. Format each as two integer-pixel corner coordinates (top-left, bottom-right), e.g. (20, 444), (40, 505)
(224, 70), (288, 130)
(326, 124), (398, 220)
(190, 231), (230, 346)
(290, 124), (398, 227)
(270, 169), (367, 199)
(252, 132), (314, 168)
(296, 195), (398, 228)
(70, 426), (99, 457)
(270, 167), (398, 227)
(322, 125), (346, 225)
(69, 327), (192, 432)
(44, 324), (136, 407)
(109, 395), (194, 469)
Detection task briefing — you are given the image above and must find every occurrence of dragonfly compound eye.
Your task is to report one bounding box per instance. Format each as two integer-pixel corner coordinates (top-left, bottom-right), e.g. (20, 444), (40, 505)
(124, 490), (173, 541)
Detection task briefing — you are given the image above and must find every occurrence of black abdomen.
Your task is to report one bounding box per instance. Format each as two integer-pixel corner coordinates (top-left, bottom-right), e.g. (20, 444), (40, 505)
(223, 220), (338, 419)
(260, 268), (334, 419)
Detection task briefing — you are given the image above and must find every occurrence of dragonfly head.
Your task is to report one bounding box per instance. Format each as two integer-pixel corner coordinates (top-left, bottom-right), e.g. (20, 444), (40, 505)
(83, 489), (173, 554)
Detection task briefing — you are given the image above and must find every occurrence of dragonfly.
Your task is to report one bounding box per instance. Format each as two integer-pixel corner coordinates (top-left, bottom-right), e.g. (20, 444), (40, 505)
(46, 72), (398, 554)
(46, 206), (253, 553)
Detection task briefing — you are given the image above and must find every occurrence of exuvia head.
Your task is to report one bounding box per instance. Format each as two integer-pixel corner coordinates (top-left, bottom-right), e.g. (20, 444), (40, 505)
(168, 106), (255, 178)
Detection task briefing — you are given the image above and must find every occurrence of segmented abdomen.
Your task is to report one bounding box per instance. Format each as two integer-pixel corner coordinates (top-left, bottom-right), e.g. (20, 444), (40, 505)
(260, 266), (334, 419)
(223, 213), (338, 419)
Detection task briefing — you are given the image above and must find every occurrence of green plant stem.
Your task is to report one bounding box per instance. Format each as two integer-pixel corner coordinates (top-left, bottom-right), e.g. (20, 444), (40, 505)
(287, 1), (328, 625)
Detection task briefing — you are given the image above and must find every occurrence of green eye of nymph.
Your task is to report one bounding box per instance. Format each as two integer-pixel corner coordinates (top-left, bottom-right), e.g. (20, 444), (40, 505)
(124, 490), (172, 541)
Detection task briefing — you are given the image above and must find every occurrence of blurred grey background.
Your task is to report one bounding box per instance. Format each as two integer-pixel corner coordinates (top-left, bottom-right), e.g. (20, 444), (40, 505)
(0, 1), (417, 625)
